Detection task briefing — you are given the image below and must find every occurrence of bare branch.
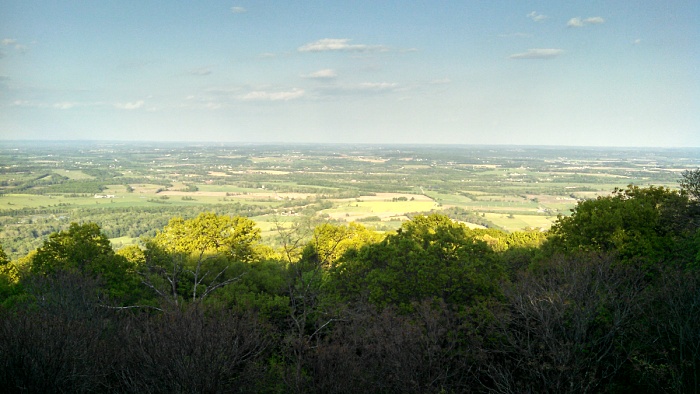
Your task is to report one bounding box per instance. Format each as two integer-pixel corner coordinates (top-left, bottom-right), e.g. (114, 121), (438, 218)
(199, 272), (246, 300)
(98, 304), (163, 312)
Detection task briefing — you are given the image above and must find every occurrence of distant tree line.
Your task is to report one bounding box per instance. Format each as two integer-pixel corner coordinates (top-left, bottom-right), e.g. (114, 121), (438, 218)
(0, 203), (278, 260)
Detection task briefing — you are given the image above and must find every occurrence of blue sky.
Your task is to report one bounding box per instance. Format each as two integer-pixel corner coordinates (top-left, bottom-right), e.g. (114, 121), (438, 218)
(1, 1), (698, 146)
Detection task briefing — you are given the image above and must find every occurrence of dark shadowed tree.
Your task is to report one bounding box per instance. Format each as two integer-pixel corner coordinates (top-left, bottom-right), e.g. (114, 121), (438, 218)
(0, 272), (117, 392)
(116, 305), (272, 393)
(331, 214), (503, 311)
(626, 267), (700, 393)
(483, 253), (647, 393)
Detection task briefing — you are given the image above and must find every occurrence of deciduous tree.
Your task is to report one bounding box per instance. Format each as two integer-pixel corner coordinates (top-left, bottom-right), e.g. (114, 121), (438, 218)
(546, 185), (698, 267)
(29, 222), (136, 300)
(680, 168), (700, 201)
(142, 213), (262, 306)
(484, 253), (647, 393)
(332, 214), (503, 310)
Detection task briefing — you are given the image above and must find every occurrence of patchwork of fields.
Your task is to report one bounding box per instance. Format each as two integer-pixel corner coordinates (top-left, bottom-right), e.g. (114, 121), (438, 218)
(1, 142), (698, 258)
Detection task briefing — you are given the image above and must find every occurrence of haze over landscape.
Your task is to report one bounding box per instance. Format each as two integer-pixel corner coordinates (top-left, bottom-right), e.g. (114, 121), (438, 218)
(1, 1), (698, 146)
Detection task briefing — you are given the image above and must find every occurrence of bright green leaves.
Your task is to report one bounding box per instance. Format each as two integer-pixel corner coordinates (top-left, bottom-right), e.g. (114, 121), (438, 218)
(301, 222), (383, 268)
(0, 244), (21, 303)
(151, 213), (261, 263)
(0, 245), (15, 282)
(142, 213), (264, 306)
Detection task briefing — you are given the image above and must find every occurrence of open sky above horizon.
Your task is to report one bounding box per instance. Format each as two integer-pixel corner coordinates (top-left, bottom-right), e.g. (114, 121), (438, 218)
(1, 1), (698, 147)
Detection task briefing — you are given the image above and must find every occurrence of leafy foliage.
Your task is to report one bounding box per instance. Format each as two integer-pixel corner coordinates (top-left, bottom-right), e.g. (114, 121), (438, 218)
(680, 168), (700, 200)
(300, 222), (383, 268)
(29, 222), (137, 301)
(0, 245), (8, 266)
(0, 244), (21, 303)
(150, 212), (262, 263)
(546, 185), (699, 267)
(331, 214), (503, 310)
(141, 213), (264, 306)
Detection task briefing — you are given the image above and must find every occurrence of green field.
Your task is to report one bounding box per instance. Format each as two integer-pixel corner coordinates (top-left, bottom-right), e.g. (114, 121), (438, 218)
(322, 200), (437, 220)
(109, 236), (140, 249)
(484, 213), (558, 232)
(53, 169), (95, 180)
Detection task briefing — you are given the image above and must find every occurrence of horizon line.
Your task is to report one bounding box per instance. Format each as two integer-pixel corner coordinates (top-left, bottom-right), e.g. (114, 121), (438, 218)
(1, 139), (698, 150)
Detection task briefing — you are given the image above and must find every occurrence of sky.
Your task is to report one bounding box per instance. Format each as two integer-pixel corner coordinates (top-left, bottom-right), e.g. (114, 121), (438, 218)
(0, 1), (698, 147)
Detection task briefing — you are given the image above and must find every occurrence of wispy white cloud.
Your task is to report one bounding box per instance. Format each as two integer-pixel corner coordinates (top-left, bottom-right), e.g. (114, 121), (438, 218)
(567, 18), (585, 28)
(633, 38), (642, 45)
(114, 100), (145, 110)
(240, 88), (304, 101)
(181, 97), (223, 110)
(527, 11), (548, 22)
(1, 38), (28, 54)
(584, 16), (605, 25)
(11, 100), (104, 110)
(359, 82), (398, 91)
(231, 6), (246, 14)
(509, 48), (564, 59)
(568, 16), (605, 28)
(304, 69), (337, 79)
(298, 38), (388, 53)
(312, 81), (406, 98)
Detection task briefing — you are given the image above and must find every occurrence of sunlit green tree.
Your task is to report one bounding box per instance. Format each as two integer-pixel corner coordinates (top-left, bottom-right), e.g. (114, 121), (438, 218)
(0, 244), (21, 304)
(0, 245), (13, 281)
(546, 185), (699, 267)
(151, 212), (261, 262)
(142, 213), (263, 306)
(300, 222), (383, 268)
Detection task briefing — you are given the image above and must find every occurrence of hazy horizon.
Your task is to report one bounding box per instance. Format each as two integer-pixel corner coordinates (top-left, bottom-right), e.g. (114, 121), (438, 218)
(4, 139), (700, 152)
(1, 1), (698, 147)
